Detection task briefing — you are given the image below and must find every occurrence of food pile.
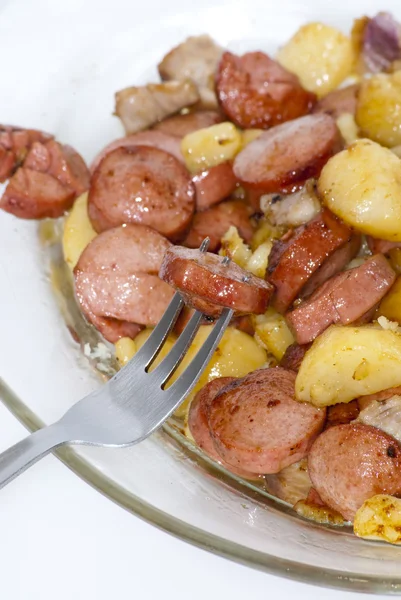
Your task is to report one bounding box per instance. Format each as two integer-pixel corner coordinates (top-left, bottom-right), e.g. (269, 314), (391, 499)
(3, 11), (401, 543)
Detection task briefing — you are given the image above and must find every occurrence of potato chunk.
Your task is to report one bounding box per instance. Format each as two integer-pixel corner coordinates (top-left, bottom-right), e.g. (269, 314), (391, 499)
(276, 22), (355, 96)
(62, 192), (96, 270)
(296, 325), (401, 406)
(379, 276), (401, 323)
(180, 122), (241, 172)
(354, 495), (401, 545)
(318, 139), (401, 241)
(356, 71), (401, 147)
(252, 308), (294, 360)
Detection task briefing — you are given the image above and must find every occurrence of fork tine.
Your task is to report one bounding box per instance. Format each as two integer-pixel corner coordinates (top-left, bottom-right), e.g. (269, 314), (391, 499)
(151, 309), (204, 385)
(133, 291), (184, 369)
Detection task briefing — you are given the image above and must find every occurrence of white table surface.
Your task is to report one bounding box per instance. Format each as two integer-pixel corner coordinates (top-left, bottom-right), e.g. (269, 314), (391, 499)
(0, 402), (389, 600)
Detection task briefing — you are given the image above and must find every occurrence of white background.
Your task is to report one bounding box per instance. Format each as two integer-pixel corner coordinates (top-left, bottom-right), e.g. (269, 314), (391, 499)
(0, 0), (396, 598)
(0, 406), (389, 600)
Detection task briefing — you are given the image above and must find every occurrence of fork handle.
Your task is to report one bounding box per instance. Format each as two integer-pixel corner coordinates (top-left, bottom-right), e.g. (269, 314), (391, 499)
(0, 424), (68, 489)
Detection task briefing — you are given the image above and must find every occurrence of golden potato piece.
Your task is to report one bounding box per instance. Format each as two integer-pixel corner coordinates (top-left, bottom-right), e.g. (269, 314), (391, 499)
(180, 122), (241, 172)
(319, 139), (401, 241)
(220, 226), (252, 268)
(379, 277), (401, 324)
(252, 308), (294, 360)
(115, 325), (266, 419)
(336, 112), (359, 145)
(356, 71), (401, 147)
(62, 192), (97, 270)
(276, 22), (355, 96)
(354, 495), (401, 544)
(296, 324), (401, 406)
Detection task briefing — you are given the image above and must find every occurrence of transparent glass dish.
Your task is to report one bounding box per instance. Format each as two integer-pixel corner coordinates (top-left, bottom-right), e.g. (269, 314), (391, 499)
(1, 0), (401, 592)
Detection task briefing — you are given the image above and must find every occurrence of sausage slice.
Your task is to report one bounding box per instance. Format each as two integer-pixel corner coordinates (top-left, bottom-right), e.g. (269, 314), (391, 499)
(216, 51), (316, 129)
(367, 236), (401, 255)
(74, 224), (174, 342)
(89, 130), (184, 174)
(193, 162), (238, 211)
(183, 200), (254, 252)
(279, 343), (311, 372)
(88, 146), (195, 241)
(188, 377), (260, 479)
(0, 125), (53, 182)
(152, 111), (223, 137)
(159, 246), (273, 317)
(308, 423), (401, 521)
(0, 168), (75, 219)
(24, 140), (89, 196)
(233, 114), (341, 194)
(268, 209), (359, 313)
(312, 84), (360, 119)
(208, 367), (326, 474)
(286, 254), (396, 344)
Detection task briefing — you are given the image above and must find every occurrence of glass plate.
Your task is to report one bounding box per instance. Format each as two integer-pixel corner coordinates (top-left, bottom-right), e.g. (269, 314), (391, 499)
(1, 0), (401, 593)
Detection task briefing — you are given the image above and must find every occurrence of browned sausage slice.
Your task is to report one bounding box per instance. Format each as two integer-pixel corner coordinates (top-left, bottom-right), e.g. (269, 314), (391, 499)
(208, 367), (326, 474)
(88, 146), (195, 241)
(0, 125), (53, 182)
(312, 84), (359, 119)
(308, 423), (401, 521)
(193, 162), (238, 211)
(216, 51), (316, 129)
(268, 209), (358, 313)
(325, 401), (360, 429)
(183, 200), (254, 252)
(233, 114), (341, 194)
(24, 140), (89, 196)
(159, 246), (273, 317)
(89, 130), (184, 174)
(188, 377), (260, 479)
(367, 236), (401, 255)
(74, 224), (174, 342)
(279, 343), (311, 372)
(0, 168), (75, 219)
(152, 111), (223, 137)
(286, 254), (396, 344)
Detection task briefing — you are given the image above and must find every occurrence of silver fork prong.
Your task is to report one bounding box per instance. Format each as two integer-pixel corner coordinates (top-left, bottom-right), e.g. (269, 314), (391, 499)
(146, 308), (233, 428)
(133, 291), (184, 369)
(151, 310), (204, 386)
(199, 237), (210, 252)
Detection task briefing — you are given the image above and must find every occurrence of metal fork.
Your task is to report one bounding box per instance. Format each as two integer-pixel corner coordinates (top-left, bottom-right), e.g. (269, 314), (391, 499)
(0, 238), (235, 490)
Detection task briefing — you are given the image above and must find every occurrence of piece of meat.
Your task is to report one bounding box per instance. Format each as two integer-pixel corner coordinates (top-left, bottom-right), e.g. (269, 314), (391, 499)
(90, 131), (184, 174)
(159, 246), (273, 318)
(0, 168), (75, 219)
(208, 367), (326, 474)
(279, 343), (311, 372)
(193, 162), (238, 211)
(299, 234), (362, 299)
(216, 51), (316, 130)
(24, 140), (89, 196)
(74, 224), (174, 342)
(262, 180), (321, 228)
(0, 125), (53, 182)
(114, 80), (199, 134)
(183, 200), (254, 252)
(362, 12), (401, 73)
(88, 146), (195, 241)
(313, 85), (360, 119)
(152, 110), (223, 137)
(188, 377), (260, 479)
(308, 423), (401, 521)
(158, 35), (223, 108)
(286, 254), (396, 344)
(268, 209), (358, 313)
(325, 400), (360, 429)
(367, 236), (401, 255)
(358, 386), (401, 411)
(233, 114), (341, 194)
(306, 487), (326, 506)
